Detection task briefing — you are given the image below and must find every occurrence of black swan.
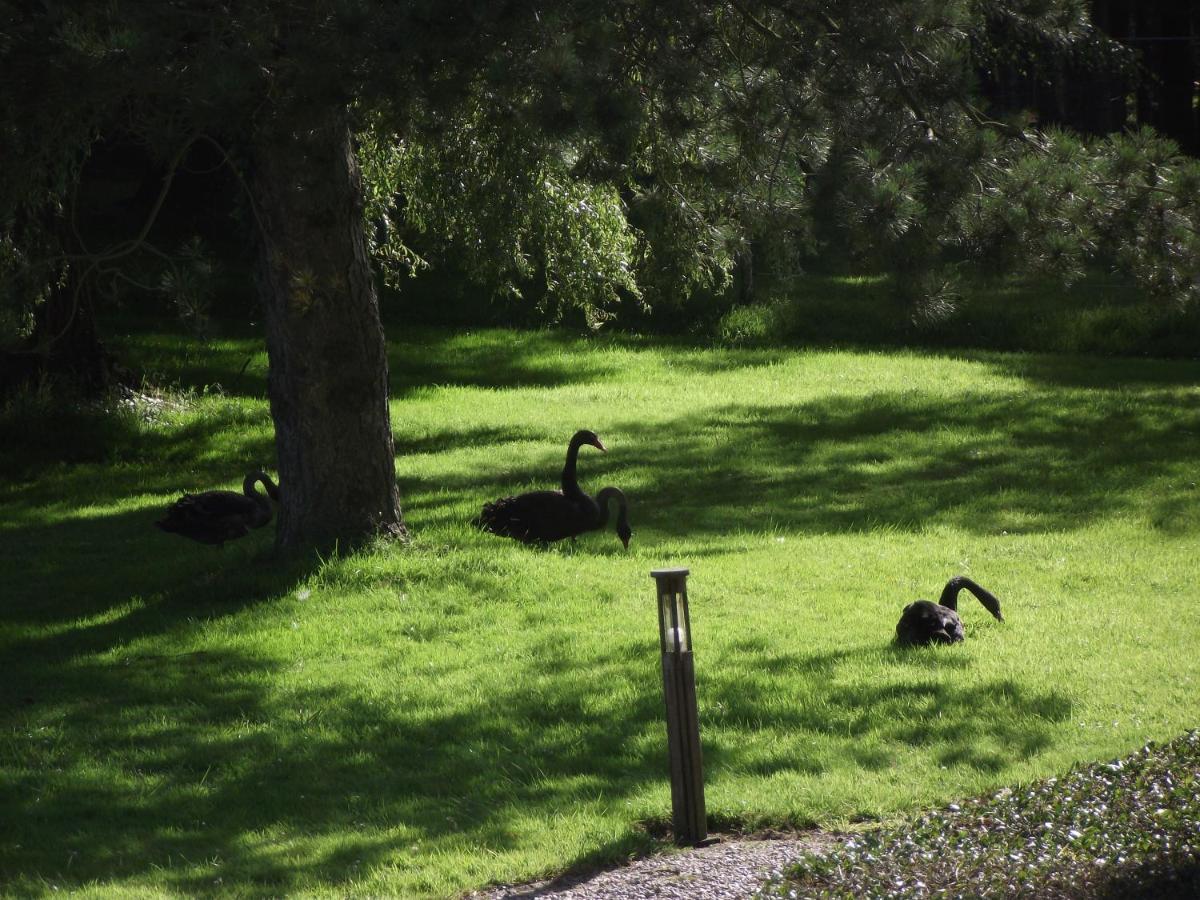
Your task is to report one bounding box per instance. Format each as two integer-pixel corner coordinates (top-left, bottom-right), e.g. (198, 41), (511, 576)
(476, 485), (632, 548)
(475, 431), (630, 548)
(895, 576), (1004, 646)
(156, 469), (280, 547)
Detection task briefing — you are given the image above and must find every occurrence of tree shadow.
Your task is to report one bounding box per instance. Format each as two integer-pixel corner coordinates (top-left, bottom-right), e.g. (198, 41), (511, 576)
(1, 504), (303, 634)
(387, 329), (625, 396)
(610, 389), (1196, 538)
(974, 351), (1200, 391)
(0, 399), (276, 500)
(1, 625), (664, 894)
(700, 644), (1070, 780)
(406, 382), (1199, 542)
(0, 494), (1066, 897)
(4, 335), (1194, 893)
(2, 616), (1069, 896)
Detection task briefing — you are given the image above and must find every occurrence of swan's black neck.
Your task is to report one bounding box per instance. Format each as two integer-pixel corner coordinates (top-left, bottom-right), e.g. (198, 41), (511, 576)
(937, 577), (964, 611)
(561, 432), (590, 496)
(595, 486), (628, 528)
(939, 575), (1003, 621)
(243, 471), (280, 505)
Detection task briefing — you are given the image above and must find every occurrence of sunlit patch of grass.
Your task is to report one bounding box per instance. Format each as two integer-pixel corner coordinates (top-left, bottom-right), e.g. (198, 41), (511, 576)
(2, 326), (1198, 897)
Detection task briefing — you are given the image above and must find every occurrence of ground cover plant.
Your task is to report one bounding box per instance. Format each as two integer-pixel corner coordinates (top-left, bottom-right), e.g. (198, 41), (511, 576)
(760, 731), (1200, 899)
(2, 325), (1199, 897)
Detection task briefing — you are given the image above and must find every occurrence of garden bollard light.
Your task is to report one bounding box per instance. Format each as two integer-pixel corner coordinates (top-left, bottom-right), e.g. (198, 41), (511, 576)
(651, 567), (707, 845)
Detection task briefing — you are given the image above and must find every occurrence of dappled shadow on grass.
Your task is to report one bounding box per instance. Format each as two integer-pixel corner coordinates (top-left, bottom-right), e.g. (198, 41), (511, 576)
(4, 335), (1197, 892)
(0, 623), (666, 893)
(1, 458), (292, 609)
(0, 397), (275, 496)
(2, 515), (1072, 895)
(701, 643), (1069, 780)
(115, 321), (630, 401)
(406, 381), (1200, 541)
(386, 329), (795, 398)
(1, 503), (309, 637)
(388, 329), (623, 396)
(3, 601), (1064, 895)
(392, 423), (545, 458)
(960, 351), (1200, 391)
(614, 390), (1197, 539)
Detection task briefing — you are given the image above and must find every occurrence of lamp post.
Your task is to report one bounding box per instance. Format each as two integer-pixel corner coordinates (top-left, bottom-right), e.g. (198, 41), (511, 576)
(651, 567), (706, 845)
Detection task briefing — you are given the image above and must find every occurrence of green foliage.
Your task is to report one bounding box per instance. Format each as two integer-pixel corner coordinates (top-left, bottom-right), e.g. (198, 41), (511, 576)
(359, 110), (640, 326)
(4, 0), (1199, 336)
(4, 322), (1200, 896)
(0, 232), (44, 343)
(764, 732), (1200, 899)
(953, 129), (1200, 306)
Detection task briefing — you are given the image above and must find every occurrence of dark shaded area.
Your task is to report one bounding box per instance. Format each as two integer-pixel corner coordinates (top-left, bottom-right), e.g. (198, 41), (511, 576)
(719, 274), (1200, 360)
(981, 0), (1199, 155)
(0, 503), (1059, 896)
(0, 396), (275, 489)
(1098, 859), (1200, 900)
(7, 331), (1198, 548)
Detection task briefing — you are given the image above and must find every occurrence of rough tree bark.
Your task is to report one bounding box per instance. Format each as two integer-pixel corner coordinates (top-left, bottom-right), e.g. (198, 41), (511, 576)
(250, 112), (405, 552)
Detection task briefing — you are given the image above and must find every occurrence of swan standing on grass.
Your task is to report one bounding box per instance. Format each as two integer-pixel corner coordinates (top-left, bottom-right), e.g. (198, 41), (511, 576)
(475, 430), (633, 549)
(156, 469), (280, 547)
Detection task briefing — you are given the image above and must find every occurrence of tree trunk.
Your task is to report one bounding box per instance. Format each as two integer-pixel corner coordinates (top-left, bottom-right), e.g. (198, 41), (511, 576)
(250, 112), (405, 553)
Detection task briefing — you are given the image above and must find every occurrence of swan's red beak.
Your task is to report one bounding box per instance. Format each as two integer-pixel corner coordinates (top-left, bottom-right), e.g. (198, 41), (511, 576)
(594, 438), (607, 452)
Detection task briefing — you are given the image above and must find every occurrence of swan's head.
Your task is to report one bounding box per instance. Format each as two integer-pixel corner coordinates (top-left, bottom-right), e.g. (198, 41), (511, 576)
(616, 521), (632, 550)
(574, 429), (606, 453)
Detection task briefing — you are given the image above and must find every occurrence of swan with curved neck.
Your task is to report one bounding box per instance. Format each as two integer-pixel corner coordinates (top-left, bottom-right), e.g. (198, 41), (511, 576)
(594, 486), (632, 549)
(895, 576), (1004, 645)
(156, 469), (281, 547)
(475, 432), (630, 549)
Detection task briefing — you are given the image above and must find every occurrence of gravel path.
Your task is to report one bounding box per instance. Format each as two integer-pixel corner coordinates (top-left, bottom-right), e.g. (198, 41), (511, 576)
(469, 832), (840, 900)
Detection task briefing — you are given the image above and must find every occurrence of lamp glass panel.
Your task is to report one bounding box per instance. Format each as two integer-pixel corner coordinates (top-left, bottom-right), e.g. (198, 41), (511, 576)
(659, 591), (673, 651)
(674, 595), (690, 651)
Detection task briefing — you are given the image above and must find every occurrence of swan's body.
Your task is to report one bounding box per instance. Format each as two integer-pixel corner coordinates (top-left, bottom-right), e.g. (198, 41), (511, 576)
(156, 470), (280, 547)
(476, 485), (631, 548)
(475, 430), (631, 548)
(895, 576), (1004, 645)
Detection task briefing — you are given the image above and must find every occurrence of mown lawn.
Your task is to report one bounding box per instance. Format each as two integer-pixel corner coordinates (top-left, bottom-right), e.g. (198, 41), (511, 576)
(2, 325), (1198, 897)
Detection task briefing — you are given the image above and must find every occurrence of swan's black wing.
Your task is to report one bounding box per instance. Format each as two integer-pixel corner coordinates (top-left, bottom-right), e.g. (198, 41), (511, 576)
(475, 490), (598, 544)
(156, 490), (258, 544)
(896, 600), (964, 645)
(182, 490), (258, 520)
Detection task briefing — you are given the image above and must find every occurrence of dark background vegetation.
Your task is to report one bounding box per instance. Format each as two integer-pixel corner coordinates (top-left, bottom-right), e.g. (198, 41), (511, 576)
(35, 0), (1200, 366)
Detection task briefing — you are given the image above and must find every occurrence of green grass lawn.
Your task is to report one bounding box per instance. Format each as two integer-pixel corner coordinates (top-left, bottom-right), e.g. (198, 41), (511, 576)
(2, 325), (1199, 897)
